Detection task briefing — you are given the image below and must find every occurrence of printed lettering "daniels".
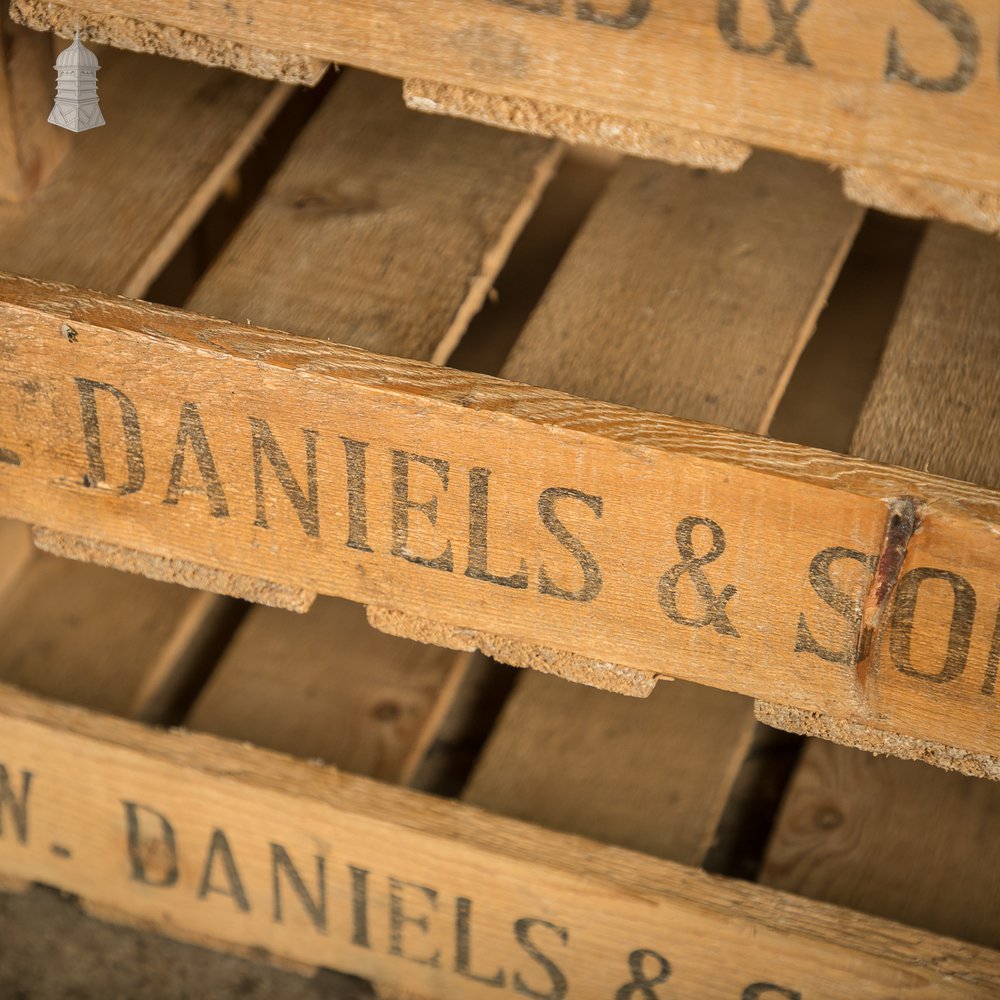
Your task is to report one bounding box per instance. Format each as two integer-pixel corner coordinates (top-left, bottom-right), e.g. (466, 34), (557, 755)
(73, 382), (606, 604)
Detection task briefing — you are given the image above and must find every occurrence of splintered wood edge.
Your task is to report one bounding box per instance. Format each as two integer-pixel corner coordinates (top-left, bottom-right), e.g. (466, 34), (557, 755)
(0, 872), (31, 894)
(404, 79), (750, 172)
(844, 168), (1000, 237)
(32, 528), (316, 612)
(366, 605), (659, 697)
(10, 0), (327, 85)
(755, 701), (1000, 781)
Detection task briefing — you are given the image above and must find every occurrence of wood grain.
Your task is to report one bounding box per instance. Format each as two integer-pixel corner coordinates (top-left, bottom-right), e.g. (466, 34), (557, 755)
(188, 597), (473, 785)
(3, 272), (1000, 760)
(759, 221), (1000, 947)
(0, 682), (997, 999)
(10, 0), (1000, 201)
(762, 741), (1000, 950)
(0, 46), (290, 296)
(188, 70), (560, 365)
(464, 151), (861, 861)
(0, 12), (68, 202)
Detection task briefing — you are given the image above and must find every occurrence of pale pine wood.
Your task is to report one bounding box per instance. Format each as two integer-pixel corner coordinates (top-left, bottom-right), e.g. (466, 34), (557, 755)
(0, 682), (997, 998)
(759, 222), (1000, 946)
(762, 742), (1000, 950)
(0, 554), (207, 717)
(464, 153), (861, 861)
(0, 47), (291, 296)
(5, 273), (1000, 762)
(188, 71), (560, 365)
(403, 79), (750, 171)
(9, 0), (1000, 204)
(0, 12), (68, 202)
(11, 0), (326, 85)
(187, 598), (473, 784)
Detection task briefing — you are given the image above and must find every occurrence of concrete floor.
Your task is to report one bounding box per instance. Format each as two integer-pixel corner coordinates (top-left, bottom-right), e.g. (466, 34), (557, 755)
(0, 886), (373, 999)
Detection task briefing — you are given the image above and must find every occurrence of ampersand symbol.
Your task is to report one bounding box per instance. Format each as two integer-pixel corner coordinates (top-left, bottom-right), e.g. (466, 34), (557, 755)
(658, 516), (740, 638)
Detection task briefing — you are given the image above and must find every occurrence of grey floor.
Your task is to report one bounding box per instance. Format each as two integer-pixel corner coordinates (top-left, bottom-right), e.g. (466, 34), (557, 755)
(0, 887), (373, 1000)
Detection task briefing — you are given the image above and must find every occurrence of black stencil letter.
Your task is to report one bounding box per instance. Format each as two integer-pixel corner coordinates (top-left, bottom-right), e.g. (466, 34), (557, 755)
(163, 402), (228, 517)
(123, 801), (178, 887)
(658, 516), (740, 637)
(886, 0), (979, 93)
(0, 766), (31, 844)
(271, 843), (327, 932)
(890, 567), (976, 684)
(466, 467), (529, 589)
(538, 487), (603, 602)
(75, 377), (145, 494)
(250, 417), (319, 538)
(391, 451), (454, 572)
(795, 547), (876, 666)
(513, 918), (568, 1000)
(717, 0), (814, 66)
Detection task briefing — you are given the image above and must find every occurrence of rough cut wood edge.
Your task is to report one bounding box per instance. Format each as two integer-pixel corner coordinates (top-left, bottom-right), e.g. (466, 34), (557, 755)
(0, 872), (30, 893)
(10, 0), (326, 85)
(844, 168), (1000, 237)
(755, 701), (1000, 782)
(2, 682), (999, 998)
(366, 605), (658, 697)
(32, 528), (316, 612)
(404, 79), (750, 172)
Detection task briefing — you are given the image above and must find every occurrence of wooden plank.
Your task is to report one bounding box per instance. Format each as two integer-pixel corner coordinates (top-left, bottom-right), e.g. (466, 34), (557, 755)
(0, 46), (291, 297)
(464, 152), (861, 860)
(761, 742), (1000, 951)
(187, 71), (560, 364)
(0, 682), (997, 998)
(757, 222), (1000, 771)
(0, 553), (219, 719)
(0, 11), (68, 202)
(11, 0), (326, 85)
(187, 598), (472, 785)
(8, 0), (1000, 204)
(5, 271), (1000, 763)
(0, 518), (33, 599)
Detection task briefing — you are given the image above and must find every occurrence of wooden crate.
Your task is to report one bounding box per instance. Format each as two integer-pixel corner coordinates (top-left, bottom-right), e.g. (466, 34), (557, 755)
(9, 0), (1000, 232)
(0, 26), (999, 1000)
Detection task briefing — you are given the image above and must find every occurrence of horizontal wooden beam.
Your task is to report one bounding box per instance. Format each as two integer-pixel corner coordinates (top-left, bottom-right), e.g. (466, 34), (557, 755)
(1, 273), (999, 763)
(0, 683), (997, 997)
(11, 0), (1000, 200)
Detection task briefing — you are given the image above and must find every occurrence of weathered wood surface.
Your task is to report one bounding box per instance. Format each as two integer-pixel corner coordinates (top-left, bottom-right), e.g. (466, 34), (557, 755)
(762, 740), (1000, 952)
(757, 222), (1000, 773)
(0, 47), (290, 296)
(3, 269), (1000, 762)
(460, 151), (859, 861)
(9, 0), (1000, 204)
(0, 683), (997, 998)
(11, 0), (326, 85)
(187, 70), (560, 364)
(0, 11), (68, 202)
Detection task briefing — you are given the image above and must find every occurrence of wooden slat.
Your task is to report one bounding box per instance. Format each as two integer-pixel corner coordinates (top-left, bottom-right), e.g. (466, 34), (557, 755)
(6, 269), (1000, 763)
(0, 47), (290, 296)
(0, 12), (68, 202)
(188, 71), (560, 364)
(188, 598), (472, 785)
(761, 742), (1000, 950)
(464, 153), (861, 860)
(9, 0), (1000, 204)
(1, 683), (998, 999)
(0, 554), (213, 718)
(760, 222), (1000, 948)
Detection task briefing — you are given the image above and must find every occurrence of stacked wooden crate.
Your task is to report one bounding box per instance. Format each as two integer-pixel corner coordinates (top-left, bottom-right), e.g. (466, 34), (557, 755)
(1, 4), (999, 998)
